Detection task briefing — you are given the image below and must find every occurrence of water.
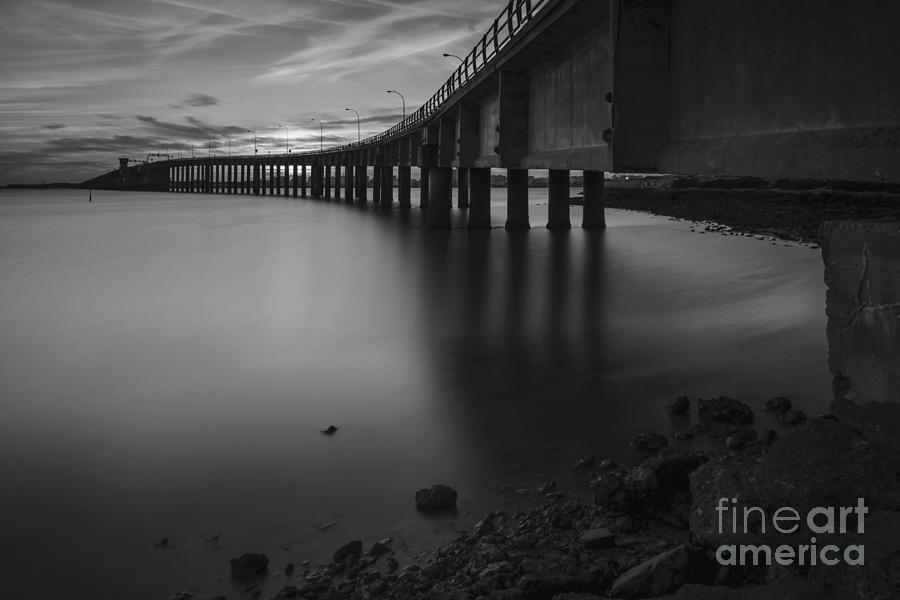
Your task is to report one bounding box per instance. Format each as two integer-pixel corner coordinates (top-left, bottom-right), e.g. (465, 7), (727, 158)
(0, 188), (830, 599)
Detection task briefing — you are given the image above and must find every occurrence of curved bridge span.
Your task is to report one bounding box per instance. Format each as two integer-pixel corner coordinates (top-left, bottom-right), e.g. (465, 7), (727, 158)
(84, 0), (900, 229)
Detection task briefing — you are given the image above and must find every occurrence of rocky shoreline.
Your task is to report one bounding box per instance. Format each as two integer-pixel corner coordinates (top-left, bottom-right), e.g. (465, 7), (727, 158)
(599, 179), (900, 246)
(171, 396), (900, 600)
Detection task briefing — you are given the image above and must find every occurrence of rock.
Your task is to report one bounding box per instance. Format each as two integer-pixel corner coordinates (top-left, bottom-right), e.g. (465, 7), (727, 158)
(599, 458), (617, 469)
(574, 456), (595, 470)
(369, 540), (392, 557)
(321, 425), (338, 435)
(668, 395), (690, 415)
(765, 396), (792, 413)
(609, 544), (713, 598)
(415, 484), (458, 511)
(725, 436), (744, 450)
(579, 528), (615, 549)
(474, 512), (496, 536)
(655, 578), (820, 599)
(732, 427), (758, 441)
(272, 586), (299, 599)
(538, 480), (557, 494)
(332, 540), (362, 563)
(631, 432), (668, 451)
(691, 417), (900, 548)
(230, 553), (269, 579)
(154, 537), (172, 549)
(782, 409), (807, 426)
(674, 430), (693, 440)
(763, 429), (778, 445)
(284, 563), (294, 576)
(697, 396), (754, 425)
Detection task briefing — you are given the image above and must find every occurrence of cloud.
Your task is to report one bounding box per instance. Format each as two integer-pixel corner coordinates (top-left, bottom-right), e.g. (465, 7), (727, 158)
(171, 93), (220, 108)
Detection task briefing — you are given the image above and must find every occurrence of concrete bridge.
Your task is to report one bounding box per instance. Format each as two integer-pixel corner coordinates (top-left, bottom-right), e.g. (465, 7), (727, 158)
(84, 0), (900, 232)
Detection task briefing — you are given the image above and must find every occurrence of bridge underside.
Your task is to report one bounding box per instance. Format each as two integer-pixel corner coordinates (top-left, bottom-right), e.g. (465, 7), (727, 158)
(86, 0), (900, 194)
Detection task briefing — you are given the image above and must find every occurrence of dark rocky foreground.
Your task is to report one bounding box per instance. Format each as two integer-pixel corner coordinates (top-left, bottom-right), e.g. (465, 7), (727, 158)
(174, 397), (900, 600)
(600, 178), (900, 245)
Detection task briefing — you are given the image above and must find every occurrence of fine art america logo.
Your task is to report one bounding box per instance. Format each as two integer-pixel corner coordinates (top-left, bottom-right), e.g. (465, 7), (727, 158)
(714, 497), (867, 566)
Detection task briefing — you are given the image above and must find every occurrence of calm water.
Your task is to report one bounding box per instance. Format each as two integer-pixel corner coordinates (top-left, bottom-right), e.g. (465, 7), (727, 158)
(0, 188), (830, 599)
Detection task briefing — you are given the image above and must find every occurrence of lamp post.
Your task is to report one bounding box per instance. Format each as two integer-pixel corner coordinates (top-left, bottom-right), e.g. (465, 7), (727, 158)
(386, 90), (406, 121)
(344, 108), (360, 143)
(247, 129), (258, 155)
(442, 53), (464, 64)
(310, 118), (323, 151)
(224, 135), (231, 157)
(276, 123), (288, 154)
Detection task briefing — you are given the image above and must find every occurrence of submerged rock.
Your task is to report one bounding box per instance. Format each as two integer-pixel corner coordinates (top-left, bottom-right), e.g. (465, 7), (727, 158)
(698, 396), (754, 425)
(668, 395), (691, 415)
(631, 432), (668, 451)
(415, 484), (458, 511)
(332, 540), (362, 563)
(230, 553), (269, 579)
(765, 396), (792, 413)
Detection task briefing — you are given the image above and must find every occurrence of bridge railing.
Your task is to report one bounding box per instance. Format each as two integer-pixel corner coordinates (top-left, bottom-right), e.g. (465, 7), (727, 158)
(300, 0), (549, 156)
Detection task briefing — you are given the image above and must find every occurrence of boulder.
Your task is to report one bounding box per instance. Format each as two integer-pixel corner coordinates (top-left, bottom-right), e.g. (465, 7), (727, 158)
(230, 553), (269, 579)
(631, 432), (668, 451)
(668, 395), (691, 415)
(609, 544), (713, 598)
(415, 484), (458, 511)
(698, 397), (754, 425)
(332, 540), (362, 563)
(579, 528), (616, 549)
(765, 396), (792, 413)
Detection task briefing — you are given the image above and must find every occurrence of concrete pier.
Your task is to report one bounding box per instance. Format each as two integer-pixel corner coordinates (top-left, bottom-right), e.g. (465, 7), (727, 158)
(334, 164), (341, 201)
(344, 164), (353, 201)
(292, 164), (298, 197)
(372, 166), (381, 206)
(547, 169), (571, 230)
(581, 170), (606, 229)
(356, 166), (367, 204)
(398, 166), (411, 210)
(324, 165), (332, 200)
(457, 168), (469, 209)
(466, 167), (491, 230)
(301, 165), (307, 197)
(380, 166), (393, 211)
(505, 169), (530, 230)
(420, 167), (430, 211)
(427, 166), (452, 229)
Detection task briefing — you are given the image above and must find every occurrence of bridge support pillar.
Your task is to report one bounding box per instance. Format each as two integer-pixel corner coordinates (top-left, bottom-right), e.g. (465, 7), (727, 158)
(372, 166), (381, 206)
(344, 164), (354, 201)
(581, 170), (606, 229)
(427, 166), (452, 229)
(547, 169), (571, 230)
(324, 165), (332, 199)
(205, 163), (212, 194)
(457, 168), (469, 209)
(292, 164), (298, 197)
(334, 164), (341, 201)
(253, 164), (260, 195)
(301, 165), (307, 197)
(466, 167), (491, 229)
(356, 166), (367, 203)
(380, 166), (393, 210)
(420, 167), (430, 210)
(269, 164), (276, 195)
(505, 169), (530, 230)
(398, 166), (411, 210)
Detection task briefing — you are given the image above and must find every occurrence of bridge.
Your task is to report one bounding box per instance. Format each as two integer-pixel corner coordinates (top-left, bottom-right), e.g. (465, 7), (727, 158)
(84, 0), (900, 233)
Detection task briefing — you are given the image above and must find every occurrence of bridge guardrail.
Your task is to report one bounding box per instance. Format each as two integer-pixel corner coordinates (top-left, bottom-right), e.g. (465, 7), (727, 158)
(295, 0), (548, 157)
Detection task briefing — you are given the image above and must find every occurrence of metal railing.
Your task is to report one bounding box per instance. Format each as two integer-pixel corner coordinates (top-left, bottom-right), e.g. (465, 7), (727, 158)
(297, 0), (548, 156)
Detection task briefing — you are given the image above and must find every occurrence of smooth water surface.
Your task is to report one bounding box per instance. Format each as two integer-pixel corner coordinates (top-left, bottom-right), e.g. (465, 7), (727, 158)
(0, 189), (830, 599)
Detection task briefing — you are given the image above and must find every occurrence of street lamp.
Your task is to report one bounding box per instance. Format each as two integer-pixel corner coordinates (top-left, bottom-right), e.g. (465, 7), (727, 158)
(310, 118), (323, 151)
(345, 108), (360, 143)
(386, 89), (406, 121)
(276, 123), (289, 154)
(224, 135), (231, 157)
(247, 129), (257, 154)
(442, 53), (464, 64)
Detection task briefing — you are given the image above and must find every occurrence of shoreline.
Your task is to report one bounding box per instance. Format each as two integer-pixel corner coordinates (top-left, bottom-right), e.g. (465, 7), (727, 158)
(599, 183), (900, 246)
(176, 397), (900, 600)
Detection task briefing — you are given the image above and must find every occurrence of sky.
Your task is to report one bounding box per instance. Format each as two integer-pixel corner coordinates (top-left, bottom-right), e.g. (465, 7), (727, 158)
(0, 0), (503, 185)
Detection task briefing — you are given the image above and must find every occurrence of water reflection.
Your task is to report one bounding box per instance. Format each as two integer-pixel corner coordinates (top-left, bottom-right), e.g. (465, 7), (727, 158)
(0, 190), (829, 600)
